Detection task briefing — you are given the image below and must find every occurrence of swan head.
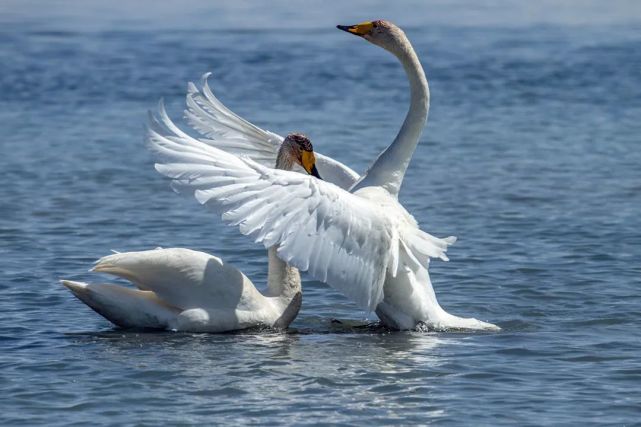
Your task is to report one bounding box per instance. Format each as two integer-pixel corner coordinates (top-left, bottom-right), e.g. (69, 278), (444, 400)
(279, 133), (322, 179)
(337, 20), (407, 55)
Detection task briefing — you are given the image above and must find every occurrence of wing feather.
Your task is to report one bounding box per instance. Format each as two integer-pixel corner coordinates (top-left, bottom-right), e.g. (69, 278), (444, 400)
(182, 73), (360, 189)
(148, 110), (394, 310)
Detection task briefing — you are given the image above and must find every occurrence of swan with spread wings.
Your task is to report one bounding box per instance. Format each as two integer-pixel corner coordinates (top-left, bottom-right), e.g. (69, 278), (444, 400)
(148, 20), (499, 331)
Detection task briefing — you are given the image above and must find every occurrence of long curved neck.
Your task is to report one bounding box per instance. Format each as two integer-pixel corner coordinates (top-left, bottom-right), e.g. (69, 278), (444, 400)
(266, 246), (301, 298)
(351, 36), (429, 197)
(266, 151), (302, 299)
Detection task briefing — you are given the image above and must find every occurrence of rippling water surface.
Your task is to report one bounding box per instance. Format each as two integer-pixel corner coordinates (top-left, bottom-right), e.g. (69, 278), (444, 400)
(2, 1), (641, 425)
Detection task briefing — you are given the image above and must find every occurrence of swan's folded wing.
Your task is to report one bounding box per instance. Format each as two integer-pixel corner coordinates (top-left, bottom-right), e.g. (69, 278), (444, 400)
(183, 73), (360, 190)
(147, 112), (394, 311)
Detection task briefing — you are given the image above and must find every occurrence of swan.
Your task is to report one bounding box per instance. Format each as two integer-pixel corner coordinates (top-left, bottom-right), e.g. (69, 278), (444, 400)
(62, 134), (321, 332)
(147, 20), (499, 331)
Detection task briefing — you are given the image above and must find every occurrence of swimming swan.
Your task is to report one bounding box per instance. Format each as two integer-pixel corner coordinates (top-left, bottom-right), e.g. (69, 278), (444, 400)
(148, 20), (499, 331)
(62, 134), (321, 332)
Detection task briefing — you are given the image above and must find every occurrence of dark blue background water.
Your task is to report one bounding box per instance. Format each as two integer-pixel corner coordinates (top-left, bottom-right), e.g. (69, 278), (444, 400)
(1, 1), (640, 425)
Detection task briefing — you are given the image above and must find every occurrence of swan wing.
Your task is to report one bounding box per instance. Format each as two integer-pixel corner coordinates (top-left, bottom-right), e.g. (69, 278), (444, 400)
(91, 248), (267, 312)
(148, 114), (396, 310)
(183, 73), (360, 189)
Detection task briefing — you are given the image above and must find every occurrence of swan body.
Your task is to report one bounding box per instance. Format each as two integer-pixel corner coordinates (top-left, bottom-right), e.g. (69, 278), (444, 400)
(147, 20), (499, 331)
(62, 248), (301, 332)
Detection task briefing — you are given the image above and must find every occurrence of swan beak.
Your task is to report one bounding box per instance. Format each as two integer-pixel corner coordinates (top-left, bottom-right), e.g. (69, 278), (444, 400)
(301, 150), (322, 180)
(310, 164), (322, 180)
(336, 22), (373, 37)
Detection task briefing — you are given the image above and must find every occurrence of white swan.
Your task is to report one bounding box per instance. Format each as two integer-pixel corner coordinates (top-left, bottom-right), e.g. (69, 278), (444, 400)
(148, 20), (499, 331)
(62, 134), (322, 332)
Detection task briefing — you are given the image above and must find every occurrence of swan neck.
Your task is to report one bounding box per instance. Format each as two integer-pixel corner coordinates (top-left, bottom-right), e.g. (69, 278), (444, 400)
(267, 246), (301, 299)
(266, 156), (301, 300)
(400, 44), (429, 127)
(352, 36), (429, 197)
(275, 145), (294, 171)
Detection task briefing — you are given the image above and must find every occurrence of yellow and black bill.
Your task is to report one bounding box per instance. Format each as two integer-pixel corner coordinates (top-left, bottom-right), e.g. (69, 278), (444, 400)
(336, 22), (374, 37)
(310, 164), (322, 179)
(301, 150), (322, 180)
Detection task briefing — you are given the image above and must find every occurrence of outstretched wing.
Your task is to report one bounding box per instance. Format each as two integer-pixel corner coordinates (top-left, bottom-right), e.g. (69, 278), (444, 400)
(147, 108), (396, 310)
(183, 73), (360, 189)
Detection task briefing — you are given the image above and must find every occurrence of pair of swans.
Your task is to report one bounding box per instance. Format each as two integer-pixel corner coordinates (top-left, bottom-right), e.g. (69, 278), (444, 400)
(63, 20), (499, 332)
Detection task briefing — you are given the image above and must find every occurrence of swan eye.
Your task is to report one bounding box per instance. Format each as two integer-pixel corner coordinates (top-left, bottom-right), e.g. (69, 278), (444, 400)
(297, 140), (313, 152)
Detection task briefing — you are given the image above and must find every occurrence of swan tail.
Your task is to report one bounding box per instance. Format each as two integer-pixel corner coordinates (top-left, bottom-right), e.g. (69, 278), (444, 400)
(403, 229), (456, 267)
(61, 280), (179, 329)
(428, 312), (501, 332)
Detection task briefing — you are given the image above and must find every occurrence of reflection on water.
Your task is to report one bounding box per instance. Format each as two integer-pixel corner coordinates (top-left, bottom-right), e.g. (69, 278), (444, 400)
(61, 327), (450, 423)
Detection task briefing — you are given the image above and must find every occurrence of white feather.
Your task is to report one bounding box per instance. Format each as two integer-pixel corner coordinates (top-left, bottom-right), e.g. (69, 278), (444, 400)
(183, 73), (360, 190)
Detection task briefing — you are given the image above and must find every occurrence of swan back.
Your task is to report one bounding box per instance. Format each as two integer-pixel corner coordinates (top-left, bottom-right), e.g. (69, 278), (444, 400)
(92, 248), (266, 311)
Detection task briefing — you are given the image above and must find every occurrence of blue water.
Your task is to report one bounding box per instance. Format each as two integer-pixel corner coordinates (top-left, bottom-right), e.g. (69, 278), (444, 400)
(2, 1), (641, 425)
